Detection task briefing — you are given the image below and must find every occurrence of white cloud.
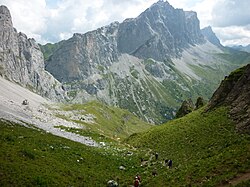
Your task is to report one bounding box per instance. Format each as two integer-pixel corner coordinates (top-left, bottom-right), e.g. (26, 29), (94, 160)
(214, 25), (250, 46)
(212, 0), (250, 27)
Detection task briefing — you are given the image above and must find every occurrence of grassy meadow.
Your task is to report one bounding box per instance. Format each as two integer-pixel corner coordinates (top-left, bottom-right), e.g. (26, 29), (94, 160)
(1, 105), (250, 186)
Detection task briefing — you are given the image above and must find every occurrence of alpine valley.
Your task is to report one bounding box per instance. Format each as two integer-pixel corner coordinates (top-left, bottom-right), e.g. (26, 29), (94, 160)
(1, 1), (250, 186)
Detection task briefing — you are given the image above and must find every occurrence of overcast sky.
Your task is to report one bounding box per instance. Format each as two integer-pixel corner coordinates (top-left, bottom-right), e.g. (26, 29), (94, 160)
(1, 0), (250, 46)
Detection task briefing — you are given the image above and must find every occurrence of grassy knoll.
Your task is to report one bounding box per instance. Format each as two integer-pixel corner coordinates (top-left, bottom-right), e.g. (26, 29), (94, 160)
(0, 119), (144, 187)
(126, 106), (250, 186)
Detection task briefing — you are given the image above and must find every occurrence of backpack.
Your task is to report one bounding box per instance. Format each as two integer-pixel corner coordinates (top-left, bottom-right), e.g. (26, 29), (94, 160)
(134, 179), (140, 187)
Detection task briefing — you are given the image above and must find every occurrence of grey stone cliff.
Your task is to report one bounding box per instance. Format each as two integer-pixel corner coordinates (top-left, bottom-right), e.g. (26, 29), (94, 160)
(45, 0), (205, 83)
(201, 26), (222, 47)
(45, 22), (119, 82)
(118, 1), (205, 61)
(0, 5), (66, 101)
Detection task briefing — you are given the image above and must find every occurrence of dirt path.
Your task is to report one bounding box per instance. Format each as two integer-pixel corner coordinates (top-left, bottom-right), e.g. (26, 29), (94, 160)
(221, 171), (250, 186)
(0, 77), (98, 147)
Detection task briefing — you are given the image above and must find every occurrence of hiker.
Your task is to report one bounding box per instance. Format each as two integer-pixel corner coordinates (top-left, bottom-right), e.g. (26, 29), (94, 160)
(167, 159), (173, 169)
(22, 99), (28, 105)
(134, 176), (140, 187)
(164, 159), (169, 166)
(136, 174), (141, 183)
(107, 180), (118, 187)
(155, 152), (159, 160)
(152, 168), (158, 177)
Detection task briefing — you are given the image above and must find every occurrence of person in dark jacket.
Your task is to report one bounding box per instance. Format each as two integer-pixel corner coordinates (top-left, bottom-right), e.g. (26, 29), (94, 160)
(167, 159), (173, 169)
(134, 176), (140, 187)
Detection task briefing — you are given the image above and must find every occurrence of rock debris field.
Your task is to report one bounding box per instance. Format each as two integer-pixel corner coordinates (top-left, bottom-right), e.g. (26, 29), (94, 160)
(0, 77), (98, 147)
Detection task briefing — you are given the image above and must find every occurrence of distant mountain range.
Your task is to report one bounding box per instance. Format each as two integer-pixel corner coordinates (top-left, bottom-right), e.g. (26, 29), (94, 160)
(1, 1), (250, 123)
(230, 44), (250, 53)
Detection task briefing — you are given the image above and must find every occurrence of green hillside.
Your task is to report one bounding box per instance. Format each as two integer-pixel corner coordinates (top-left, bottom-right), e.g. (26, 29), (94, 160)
(53, 101), (152, 140)
(0, 119), (144, 187)
(126, 106), (250, 186)
(1, 105), (250, 186)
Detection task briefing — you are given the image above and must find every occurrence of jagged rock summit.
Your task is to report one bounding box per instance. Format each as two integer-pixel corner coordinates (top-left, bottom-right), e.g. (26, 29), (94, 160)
(201, 26), (222, 47)
(46, 0), (205, 83)
(0, 5), (66, 101)
(117, 0), (205, 61)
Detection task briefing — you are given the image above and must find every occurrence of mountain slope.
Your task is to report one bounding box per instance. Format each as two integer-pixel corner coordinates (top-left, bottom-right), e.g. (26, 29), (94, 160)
(231, 44), (250, 53)
(126, 106), (250, 186)
(0, 119), (143, 187)
(208, 64), (250, 134)
(125, 65), (250, 186)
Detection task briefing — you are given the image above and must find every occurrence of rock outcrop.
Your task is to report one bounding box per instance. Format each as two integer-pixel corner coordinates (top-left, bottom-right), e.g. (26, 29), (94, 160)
(45, 22), (120, 82)
(175, 99), (194, 118)
(207, 64), (250, 134)
(195, 96), (205, 109)
(0, 5), (66, 101)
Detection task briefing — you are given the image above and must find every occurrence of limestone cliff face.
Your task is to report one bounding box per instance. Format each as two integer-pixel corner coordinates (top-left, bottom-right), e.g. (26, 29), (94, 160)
(0, 5), (66, 101)
(208, 64), (250, 134)
(45, 1), (205, 83)
(45, 22), (119, 82)
(117, 1), (204, 61)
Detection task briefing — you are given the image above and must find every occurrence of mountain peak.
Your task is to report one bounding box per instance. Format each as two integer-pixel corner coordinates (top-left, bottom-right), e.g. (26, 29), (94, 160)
(0, 5), (13, 28)
(117, 0), (204, 60)
(201, 26), (222, 47)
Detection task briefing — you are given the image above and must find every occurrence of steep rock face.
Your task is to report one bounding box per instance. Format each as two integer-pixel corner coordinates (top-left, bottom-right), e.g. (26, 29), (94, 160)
(201, 26), (222, 47)
(208, 64), (250, 134)
(45, 22), (119, 82)
(0, 5), (66, 101)
(117, 1), (204, 61)
(46, 1), (205, 83)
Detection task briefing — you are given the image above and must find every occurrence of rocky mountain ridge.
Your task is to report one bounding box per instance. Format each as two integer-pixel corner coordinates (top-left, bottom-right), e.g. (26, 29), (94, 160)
(0, 5), (66, 101)
(41, 0), (250, 123)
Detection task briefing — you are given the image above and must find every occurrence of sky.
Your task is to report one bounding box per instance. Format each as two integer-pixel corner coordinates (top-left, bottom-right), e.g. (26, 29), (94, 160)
(0, 0), (250, 46)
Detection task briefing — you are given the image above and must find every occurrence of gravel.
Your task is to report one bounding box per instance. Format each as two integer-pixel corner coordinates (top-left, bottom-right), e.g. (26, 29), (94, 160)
(0, 77), (98, 147)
